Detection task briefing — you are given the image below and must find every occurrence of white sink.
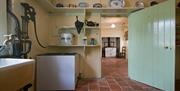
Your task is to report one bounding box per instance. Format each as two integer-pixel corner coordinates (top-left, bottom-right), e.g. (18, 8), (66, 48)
(0, 58), (34, 69)
(0, 58), (35, 91)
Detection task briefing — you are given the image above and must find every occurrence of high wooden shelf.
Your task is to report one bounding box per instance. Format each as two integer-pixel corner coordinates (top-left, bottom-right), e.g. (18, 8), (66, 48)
(85, 26), (100, 29)
(176, 26), (180, 46)
(60, 26), (76, 29)
(176, 40), (180, 46)
(37, 0), (83, 13)
(86, 8), (143, 14)
(176, 5), (180, 46)
(176, 25), (180, 29)
(37, 0), (143, 15)
(177, 8), (180, 16)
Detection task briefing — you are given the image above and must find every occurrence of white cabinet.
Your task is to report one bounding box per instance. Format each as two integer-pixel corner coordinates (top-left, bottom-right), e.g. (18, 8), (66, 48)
(36, 53), (79, 90)
(105, 47), (116, 57)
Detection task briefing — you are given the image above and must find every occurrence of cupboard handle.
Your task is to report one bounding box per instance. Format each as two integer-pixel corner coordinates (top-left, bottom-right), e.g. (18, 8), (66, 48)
(164, 46), (169, 49)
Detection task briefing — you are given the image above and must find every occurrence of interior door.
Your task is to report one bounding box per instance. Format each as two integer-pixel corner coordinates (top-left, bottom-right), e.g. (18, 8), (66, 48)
(128, 1), (175, 91)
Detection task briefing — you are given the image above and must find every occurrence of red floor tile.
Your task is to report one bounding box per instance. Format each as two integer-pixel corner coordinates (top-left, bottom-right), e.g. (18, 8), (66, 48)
(76, 58), (162, 91)
(100, 87), (111, 91)
(121, 86), (133, 91)
(131, 85), (143, 90)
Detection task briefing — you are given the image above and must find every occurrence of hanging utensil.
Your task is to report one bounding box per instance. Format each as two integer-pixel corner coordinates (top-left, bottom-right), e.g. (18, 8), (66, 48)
(75, 16), (84, 34)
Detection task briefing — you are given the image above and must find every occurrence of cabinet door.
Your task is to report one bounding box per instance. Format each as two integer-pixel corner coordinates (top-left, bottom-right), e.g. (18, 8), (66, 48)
(128, 1), (175, 91)
(0, 0), (7, 45)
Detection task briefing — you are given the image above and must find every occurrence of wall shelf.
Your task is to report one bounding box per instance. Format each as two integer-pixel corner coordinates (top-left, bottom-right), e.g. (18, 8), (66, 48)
(86, 8), (143, 14)
(37, 0), (84, 13)
(85, 45), (101, 47)
(176, 25), (180, 28)
(48, 45), (100, 47)
(48, 45), (85, 47)
(176, 31), (180, 35)
(177, 8), (180, 16)
(176, 40), (180, 45)
(37, 0), (143, 15)
(85, 26), (100, 29)
(60, 26), (76, 29)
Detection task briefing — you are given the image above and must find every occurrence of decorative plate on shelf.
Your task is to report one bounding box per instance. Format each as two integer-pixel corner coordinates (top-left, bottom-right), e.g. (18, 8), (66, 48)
(109, 0), (125, 8)
(135, 0), (144, 8)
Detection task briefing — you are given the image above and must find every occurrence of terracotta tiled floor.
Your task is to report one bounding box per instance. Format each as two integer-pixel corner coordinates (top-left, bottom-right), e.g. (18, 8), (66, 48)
(76, 58), (162, 91)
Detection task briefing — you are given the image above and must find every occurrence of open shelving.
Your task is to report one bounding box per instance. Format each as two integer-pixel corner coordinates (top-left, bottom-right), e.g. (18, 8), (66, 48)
(176, 12), (180, 46)
(85, 26), (100, 29)
(177, 7), (180, 16)
(48, 45), (101, 47)
(60, 26), (76, 29)
(176, 6), (180, 46)
(176, 26), (180, 46)
(36, 0), (143, 15)
(35, 0), (145, 78)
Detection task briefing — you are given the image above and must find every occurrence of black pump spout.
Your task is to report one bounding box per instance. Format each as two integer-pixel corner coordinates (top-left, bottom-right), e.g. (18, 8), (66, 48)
(21, 3), (36, 22)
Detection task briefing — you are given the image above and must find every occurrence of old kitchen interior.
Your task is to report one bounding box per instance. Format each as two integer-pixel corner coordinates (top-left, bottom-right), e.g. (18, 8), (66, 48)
(0, 0), (179, 91)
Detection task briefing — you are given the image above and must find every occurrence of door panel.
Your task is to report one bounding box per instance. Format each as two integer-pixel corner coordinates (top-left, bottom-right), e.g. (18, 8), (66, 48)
(128, 1), (175, 91)
(163, 1), (175, 91)
(152, 5), (160, 88)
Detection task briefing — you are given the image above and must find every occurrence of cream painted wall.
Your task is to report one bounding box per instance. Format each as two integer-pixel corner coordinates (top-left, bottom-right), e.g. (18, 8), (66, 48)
(0, 0), (7, 45)
(10, 0), (50, 58)
(9, 0), (50, 90)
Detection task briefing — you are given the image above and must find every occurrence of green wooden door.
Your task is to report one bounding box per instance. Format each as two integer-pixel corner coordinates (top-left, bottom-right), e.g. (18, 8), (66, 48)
(128, 1), (175, 91)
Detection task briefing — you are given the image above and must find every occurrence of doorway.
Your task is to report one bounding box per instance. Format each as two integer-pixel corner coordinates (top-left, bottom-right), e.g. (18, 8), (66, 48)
(102, 37), (121, 58)
(101, 17), (128, 59)
(100, 16), (129, 82)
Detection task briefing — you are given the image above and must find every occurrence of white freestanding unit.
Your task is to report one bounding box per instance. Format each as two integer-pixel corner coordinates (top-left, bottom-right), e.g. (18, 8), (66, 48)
(36, 53), (79, 91)
(105, 47), (117, 57)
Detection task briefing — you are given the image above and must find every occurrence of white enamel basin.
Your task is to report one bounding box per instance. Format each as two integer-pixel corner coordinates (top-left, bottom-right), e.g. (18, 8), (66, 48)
(0, 58), (35, 91)
(0, 58), (34, 69)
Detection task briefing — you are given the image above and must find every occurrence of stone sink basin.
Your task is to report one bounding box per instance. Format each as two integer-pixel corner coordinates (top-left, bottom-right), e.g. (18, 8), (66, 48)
(0, 58), (35, 91)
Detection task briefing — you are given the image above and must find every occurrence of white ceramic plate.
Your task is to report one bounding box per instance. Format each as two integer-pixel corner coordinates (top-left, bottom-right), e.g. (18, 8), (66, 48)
(110, 0), (125, 8)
